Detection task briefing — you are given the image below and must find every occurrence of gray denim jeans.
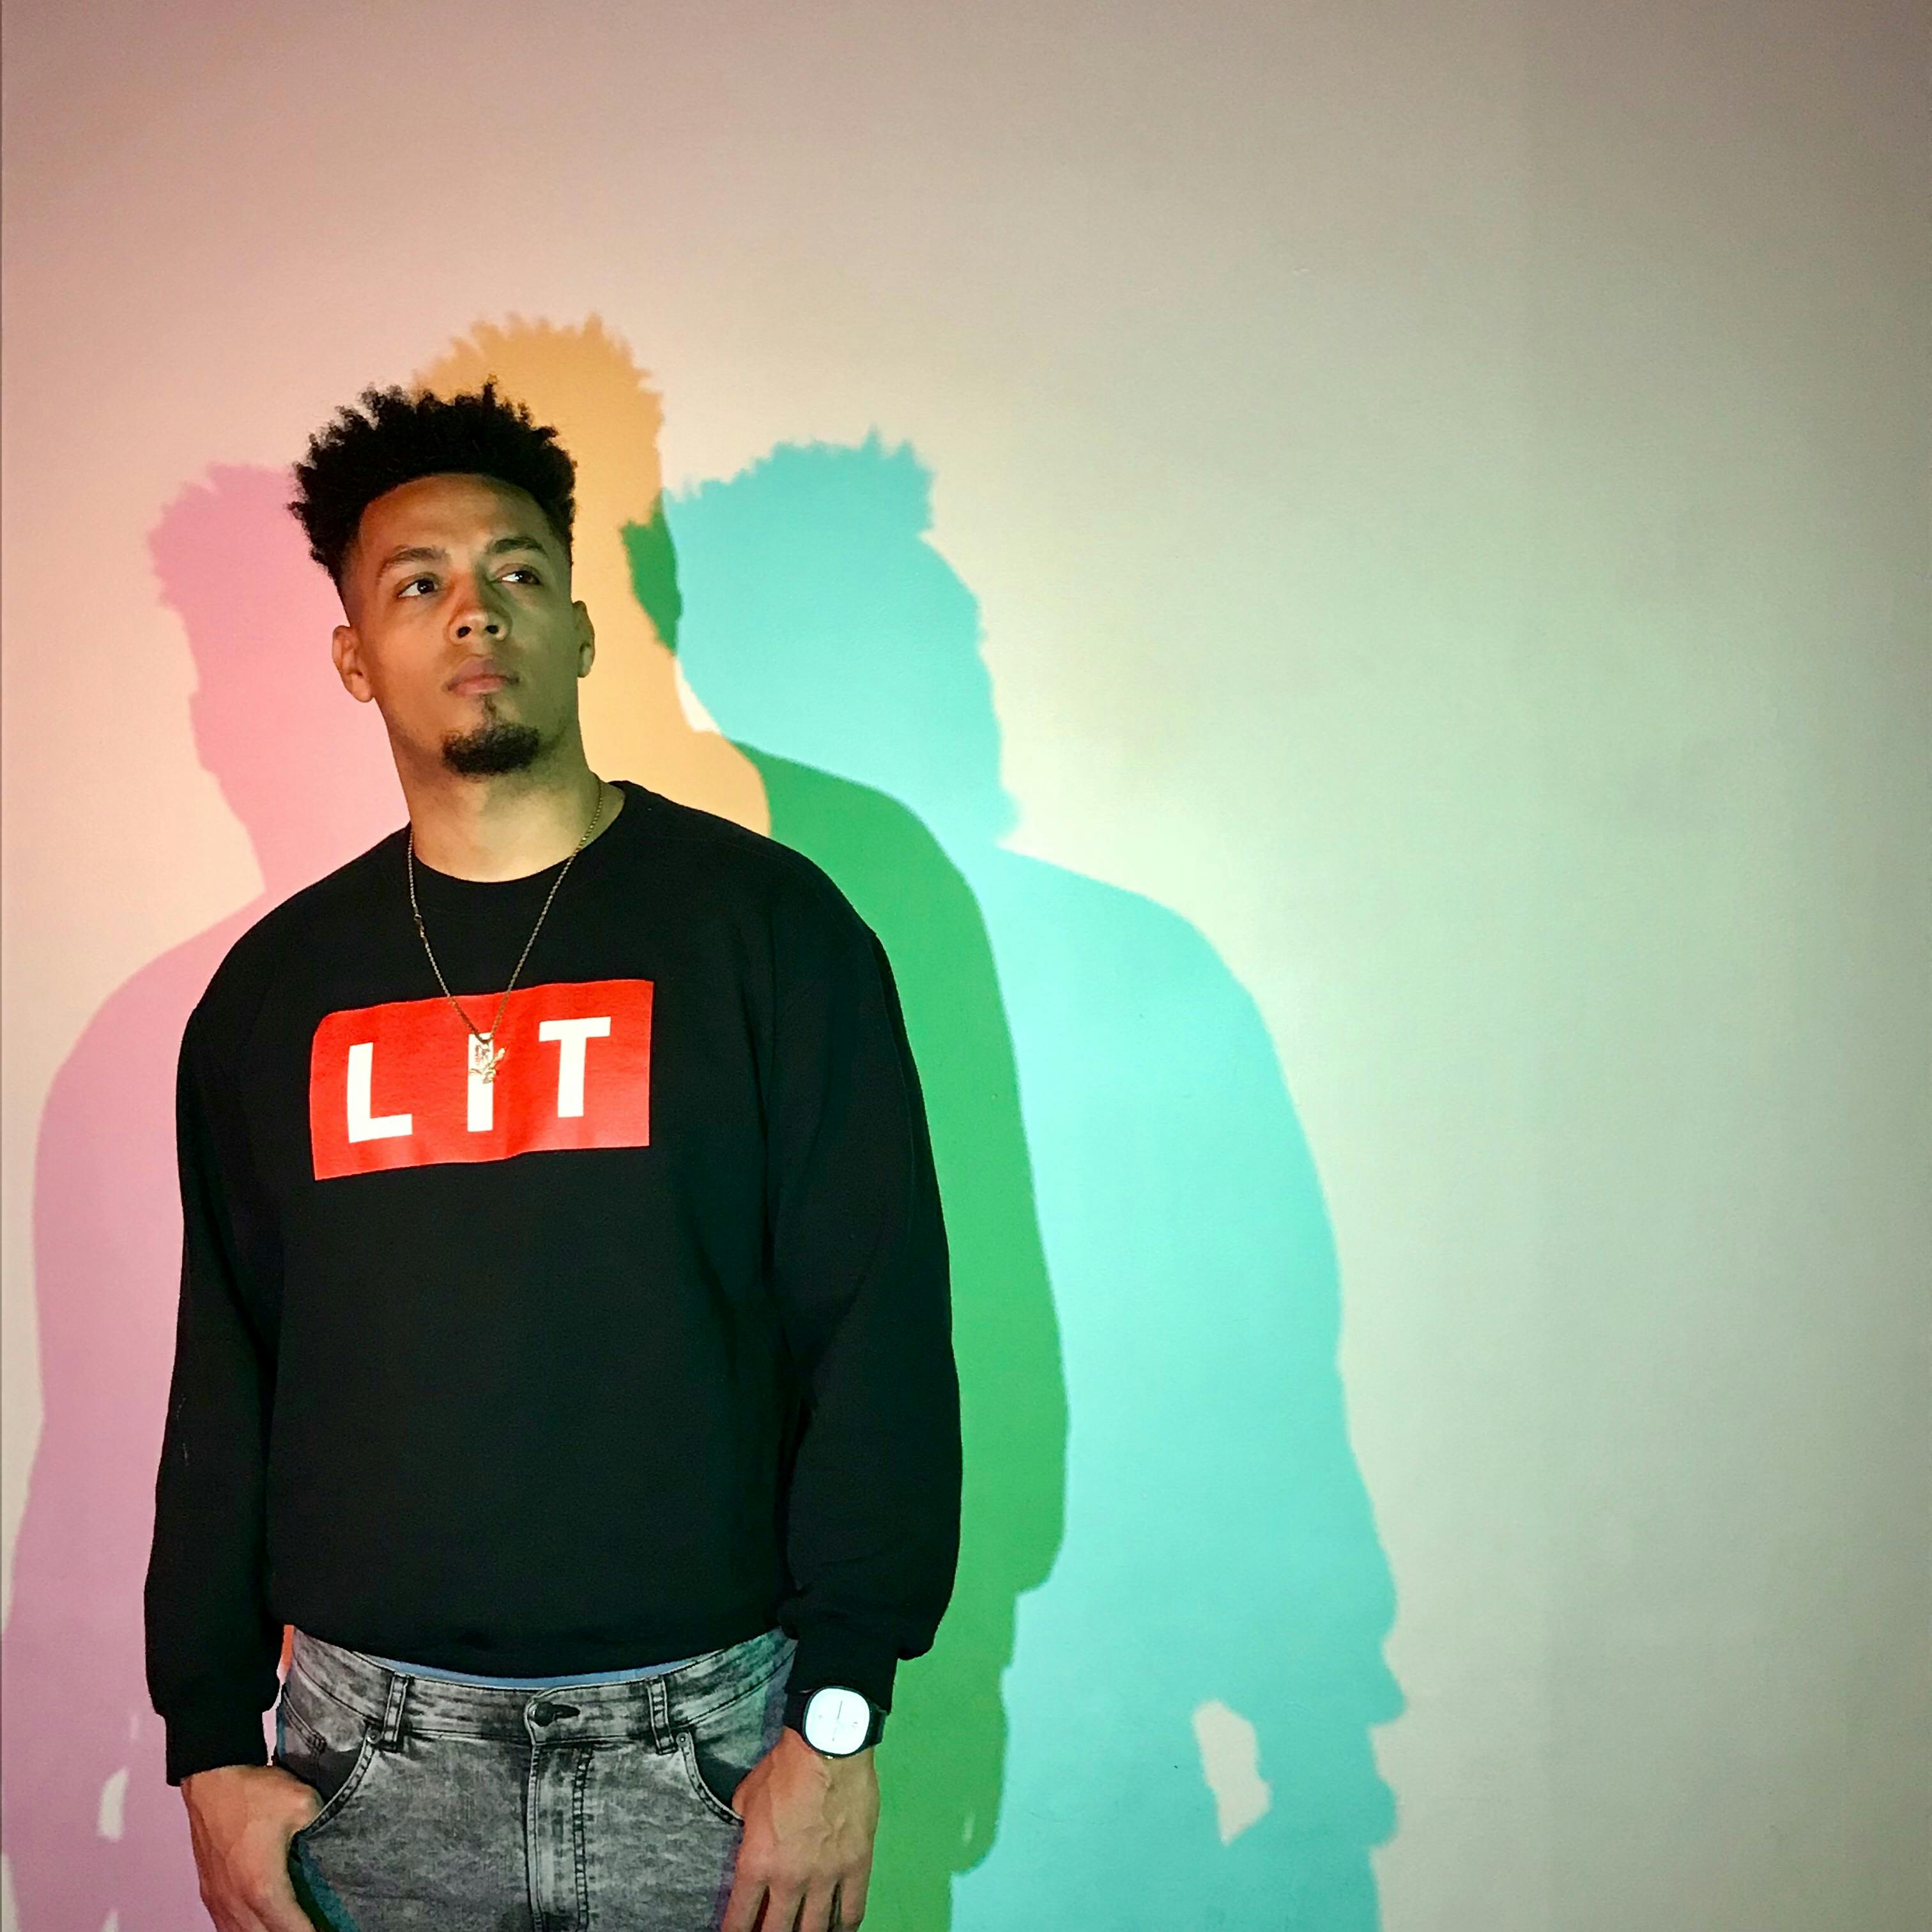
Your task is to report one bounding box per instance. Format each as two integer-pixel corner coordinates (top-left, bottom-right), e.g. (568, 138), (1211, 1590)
(274, 1621), (797, 1931)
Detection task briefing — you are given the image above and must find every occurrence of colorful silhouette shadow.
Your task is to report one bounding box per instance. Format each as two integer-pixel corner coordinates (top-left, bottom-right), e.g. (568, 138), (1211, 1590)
(664, 436), (1404, 1928)
(0, 464), (400, 1928)
(4, 316), (1397, 1932)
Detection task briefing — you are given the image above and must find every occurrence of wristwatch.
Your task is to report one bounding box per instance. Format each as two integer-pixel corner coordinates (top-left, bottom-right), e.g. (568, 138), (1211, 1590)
(783, 1684), (886, 1756)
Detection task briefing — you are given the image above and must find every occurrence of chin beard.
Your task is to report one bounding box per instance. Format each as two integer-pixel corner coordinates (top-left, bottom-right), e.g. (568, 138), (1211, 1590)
(441, 719), (544, 776)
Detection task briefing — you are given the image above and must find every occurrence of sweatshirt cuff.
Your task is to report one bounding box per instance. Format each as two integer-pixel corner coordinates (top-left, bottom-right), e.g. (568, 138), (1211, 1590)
(163, 1700), (272, 1787)
(782, 1618), (902, 1714)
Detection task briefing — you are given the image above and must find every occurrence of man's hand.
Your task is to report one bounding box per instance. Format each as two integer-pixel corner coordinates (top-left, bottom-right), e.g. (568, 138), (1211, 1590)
(181, 1762), (323, 1931)
(722, 1725), (878, 1931)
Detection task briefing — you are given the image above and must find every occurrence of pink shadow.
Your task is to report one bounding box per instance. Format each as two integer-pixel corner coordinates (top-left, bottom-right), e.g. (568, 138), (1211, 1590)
(2, 464), (400, 1925)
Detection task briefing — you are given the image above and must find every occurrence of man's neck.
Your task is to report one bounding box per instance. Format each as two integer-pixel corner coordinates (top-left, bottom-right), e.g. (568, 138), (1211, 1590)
(402, 763), (624, 882)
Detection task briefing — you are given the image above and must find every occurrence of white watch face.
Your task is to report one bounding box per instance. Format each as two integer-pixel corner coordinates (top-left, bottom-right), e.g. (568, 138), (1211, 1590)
(802, 1686), (871, 1754)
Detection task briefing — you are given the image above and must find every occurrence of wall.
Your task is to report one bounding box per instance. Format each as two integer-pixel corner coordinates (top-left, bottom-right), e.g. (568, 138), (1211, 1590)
(2, 3), (1925, 1926)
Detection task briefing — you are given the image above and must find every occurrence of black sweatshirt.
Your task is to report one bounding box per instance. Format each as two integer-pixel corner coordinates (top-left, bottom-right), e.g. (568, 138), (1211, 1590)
(143, 778), (961, 1786)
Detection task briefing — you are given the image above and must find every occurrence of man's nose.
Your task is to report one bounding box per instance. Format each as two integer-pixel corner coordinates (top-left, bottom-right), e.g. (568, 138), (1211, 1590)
(450, 594), (505, 639)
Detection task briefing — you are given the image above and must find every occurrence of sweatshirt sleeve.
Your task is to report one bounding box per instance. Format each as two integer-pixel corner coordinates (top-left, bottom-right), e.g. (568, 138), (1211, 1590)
(766, 892), (962, 1715)
(144, 1003), (286, 1785)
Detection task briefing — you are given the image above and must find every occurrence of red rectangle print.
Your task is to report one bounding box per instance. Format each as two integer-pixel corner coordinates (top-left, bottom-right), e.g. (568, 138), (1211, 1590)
(310, 978), (652, 1179)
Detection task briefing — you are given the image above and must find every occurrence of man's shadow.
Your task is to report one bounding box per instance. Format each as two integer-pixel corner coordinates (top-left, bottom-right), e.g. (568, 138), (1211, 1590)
(3, 319), (1400, 1932)
(0, 465), (401, 1928)
(663, 436), (1406, 1928)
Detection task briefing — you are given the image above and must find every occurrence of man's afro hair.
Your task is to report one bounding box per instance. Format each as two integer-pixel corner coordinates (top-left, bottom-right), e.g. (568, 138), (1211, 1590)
(288, 379), (576, 592)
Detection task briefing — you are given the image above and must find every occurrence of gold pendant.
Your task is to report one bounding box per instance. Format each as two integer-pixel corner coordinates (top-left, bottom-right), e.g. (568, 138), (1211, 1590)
(470, 1032), (505, 1083)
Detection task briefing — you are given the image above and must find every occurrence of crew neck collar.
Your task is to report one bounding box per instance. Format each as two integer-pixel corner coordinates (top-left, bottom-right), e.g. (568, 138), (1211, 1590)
(402, 778), (645, 892)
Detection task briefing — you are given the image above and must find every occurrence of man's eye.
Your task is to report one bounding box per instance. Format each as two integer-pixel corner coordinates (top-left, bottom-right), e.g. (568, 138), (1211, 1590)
(399, 576), (435, 597)
(503, 567), (542, 585)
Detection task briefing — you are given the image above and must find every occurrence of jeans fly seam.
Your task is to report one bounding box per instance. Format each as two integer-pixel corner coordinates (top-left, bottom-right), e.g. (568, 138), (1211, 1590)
(572, 1745), (592, 1925)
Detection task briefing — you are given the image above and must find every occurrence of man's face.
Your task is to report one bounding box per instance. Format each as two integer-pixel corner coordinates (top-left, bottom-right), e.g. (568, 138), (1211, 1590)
(331, 471), (593, 778)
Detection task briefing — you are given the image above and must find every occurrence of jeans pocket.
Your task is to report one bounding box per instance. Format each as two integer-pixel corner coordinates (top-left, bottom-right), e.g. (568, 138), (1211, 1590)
(677, 1639), (792, 1827)
(275, 1667), (379, 1843)
(677, 1725), (747, 1828)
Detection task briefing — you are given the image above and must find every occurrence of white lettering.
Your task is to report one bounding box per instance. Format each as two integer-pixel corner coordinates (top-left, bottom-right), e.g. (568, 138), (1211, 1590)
(538, 1015), (611, 1117)
(346, 1042), (413, 1142)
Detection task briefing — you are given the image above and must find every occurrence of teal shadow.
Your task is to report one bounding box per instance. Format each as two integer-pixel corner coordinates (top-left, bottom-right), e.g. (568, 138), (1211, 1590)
(631, 465), (1066, 1932)
(643, 436), (1402, 1929)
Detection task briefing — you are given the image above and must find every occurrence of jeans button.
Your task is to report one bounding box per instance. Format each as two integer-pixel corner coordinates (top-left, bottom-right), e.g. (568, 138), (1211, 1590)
(530, 1700), (579, 1724)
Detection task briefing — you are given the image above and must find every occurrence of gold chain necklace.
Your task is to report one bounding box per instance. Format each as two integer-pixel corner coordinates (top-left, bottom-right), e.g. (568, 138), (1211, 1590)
(406, 776), (607, 1085)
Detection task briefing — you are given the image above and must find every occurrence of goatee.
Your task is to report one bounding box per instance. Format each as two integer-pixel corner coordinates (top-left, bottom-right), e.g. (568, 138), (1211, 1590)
(441, 719), (543, 776)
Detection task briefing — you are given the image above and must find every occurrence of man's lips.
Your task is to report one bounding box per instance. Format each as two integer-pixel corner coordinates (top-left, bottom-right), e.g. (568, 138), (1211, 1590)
(452, 671), (510, 694)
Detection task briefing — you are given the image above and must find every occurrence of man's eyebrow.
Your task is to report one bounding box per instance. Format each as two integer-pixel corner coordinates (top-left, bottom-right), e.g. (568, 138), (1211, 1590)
(374, 533), (555, 578)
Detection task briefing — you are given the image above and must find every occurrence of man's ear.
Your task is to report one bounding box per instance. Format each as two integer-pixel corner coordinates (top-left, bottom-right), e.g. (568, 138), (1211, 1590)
(332, 622), (376, 704)
(576, 599), (596, 678)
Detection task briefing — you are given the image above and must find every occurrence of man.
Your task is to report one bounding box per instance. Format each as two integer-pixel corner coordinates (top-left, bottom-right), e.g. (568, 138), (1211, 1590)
(142, 379), (962, 1931)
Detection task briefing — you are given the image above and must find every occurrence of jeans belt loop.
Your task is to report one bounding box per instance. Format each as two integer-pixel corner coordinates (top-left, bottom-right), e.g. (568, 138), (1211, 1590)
(376, 1670), (410, 1752)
